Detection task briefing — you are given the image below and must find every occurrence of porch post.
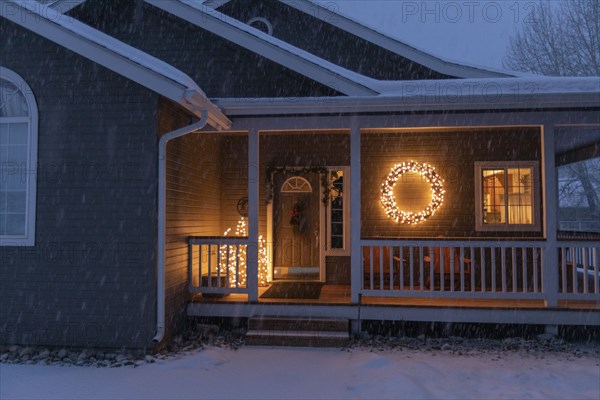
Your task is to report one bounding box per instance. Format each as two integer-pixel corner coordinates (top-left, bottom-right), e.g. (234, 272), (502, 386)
(350, 124), (361, 304)
(541, 124), (559, 308)
(247, 128), (259, 302)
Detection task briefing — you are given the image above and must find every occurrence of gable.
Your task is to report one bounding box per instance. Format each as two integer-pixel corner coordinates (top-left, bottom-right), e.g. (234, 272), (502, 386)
(70, 0), (341, 98)
(2, 0), (229, 129)
(219, 0), (454, 80)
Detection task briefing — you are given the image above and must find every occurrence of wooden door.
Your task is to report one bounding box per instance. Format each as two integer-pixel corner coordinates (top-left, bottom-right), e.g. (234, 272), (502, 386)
(273, 173), (321, 280)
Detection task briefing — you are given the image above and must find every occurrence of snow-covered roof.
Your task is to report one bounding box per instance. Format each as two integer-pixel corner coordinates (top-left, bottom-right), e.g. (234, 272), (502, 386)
(146, 0), (379, 96)
(1, 0), (231, 130)
(272, 0), (515, 78)
(145, 1), (523, 98)
(213, 76), (600, 116)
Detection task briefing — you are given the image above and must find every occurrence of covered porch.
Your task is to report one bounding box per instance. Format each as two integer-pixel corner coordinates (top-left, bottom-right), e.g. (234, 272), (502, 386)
(166, 90), (600, 327)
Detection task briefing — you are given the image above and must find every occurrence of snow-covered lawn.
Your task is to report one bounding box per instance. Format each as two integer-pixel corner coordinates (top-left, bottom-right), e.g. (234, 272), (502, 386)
(2, 346), (599, 400)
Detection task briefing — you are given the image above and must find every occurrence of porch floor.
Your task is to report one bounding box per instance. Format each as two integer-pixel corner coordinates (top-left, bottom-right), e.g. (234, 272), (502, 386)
(191, 284), (599, 310)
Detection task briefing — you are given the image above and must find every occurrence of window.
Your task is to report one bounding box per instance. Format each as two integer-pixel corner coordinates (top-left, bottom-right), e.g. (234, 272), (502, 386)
(475, 162), (540, 231)
(0, 67), (38, 246)
(326, 168), (350, 255)
(246, 17), (273, 35)
(558, 157), (600, 233)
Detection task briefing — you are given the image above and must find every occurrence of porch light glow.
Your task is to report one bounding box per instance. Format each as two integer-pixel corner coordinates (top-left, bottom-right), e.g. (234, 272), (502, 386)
(222, 217), (270, 287)
(380, 161), (445, 224)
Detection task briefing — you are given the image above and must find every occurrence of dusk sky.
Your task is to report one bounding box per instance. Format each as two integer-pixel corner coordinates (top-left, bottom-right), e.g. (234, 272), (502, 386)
(329, 1), (565, 71)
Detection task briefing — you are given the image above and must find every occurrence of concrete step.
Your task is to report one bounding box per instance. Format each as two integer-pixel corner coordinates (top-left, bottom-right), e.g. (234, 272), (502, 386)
(245, 330), (350, 347)
(248, 317), (349, 332)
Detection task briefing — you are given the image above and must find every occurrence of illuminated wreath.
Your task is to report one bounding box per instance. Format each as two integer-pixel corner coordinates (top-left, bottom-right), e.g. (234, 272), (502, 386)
(380, 161), (445, 224)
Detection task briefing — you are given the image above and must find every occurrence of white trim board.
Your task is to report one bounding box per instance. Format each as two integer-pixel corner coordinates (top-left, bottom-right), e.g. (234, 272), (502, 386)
(279, 0), (513, 79)
(144, 0), (378, 96)
(198, 0), (512, 78)
(47, 0), (88, 13)
(2, 0), (230, 130)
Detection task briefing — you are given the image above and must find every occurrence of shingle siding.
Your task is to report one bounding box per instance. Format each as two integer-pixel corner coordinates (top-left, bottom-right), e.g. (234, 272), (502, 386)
(220, 0), (455, 80)
(361, 128), (543, 238)
(70, 0), (340, 98)
(0, 19), (159, 348)
(160, 98), (222, 340)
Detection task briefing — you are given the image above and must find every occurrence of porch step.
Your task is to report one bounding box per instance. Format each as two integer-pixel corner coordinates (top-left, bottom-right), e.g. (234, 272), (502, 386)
(245, 317), (350, 347)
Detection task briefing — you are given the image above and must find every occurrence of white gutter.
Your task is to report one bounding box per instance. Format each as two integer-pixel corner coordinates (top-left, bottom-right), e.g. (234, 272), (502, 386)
(153, 111), (210, 343)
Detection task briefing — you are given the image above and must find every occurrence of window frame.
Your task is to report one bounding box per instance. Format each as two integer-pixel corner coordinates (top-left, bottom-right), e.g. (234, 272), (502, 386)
(474, 161), (540, 232)
(0, 66), (38, 246)
(325, 167), (350, 256)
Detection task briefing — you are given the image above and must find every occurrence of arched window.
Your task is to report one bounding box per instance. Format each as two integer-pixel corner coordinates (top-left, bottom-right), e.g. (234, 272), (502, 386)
(281, 176), (312, 193)
(0, 67), (38, 246)
(246, 17), (273, 35)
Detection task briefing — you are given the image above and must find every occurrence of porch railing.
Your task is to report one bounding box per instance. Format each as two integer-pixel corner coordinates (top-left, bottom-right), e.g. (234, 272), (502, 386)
(360, 239), (548, 299)
(361, 239), (600, 301)
(557, 241), (600, 300)
(188, 236), (249, 295)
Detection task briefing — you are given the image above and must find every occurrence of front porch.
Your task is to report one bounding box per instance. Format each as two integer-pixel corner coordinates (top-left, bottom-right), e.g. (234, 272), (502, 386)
(164, 98), (599, 329)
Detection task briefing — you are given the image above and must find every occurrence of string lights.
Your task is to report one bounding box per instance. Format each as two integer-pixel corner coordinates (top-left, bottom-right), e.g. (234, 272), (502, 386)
(221, 217), (270, 288)
(380, 161), (445, 224)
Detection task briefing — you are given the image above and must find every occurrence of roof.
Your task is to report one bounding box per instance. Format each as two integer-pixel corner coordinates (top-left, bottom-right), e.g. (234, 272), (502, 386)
(2, 0), (231, 130)
(46, 0), (515, 97)
(209, 0), (514, 78)
(212, 76), (600, 116)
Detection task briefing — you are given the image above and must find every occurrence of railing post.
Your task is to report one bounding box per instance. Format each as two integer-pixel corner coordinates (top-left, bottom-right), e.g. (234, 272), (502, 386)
(247, 128), (259, 302)
(542, 124), (559, 308)
(350, 125), (361, 304)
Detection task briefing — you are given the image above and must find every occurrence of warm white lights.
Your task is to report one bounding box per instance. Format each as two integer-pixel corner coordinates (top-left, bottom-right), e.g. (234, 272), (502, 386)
(221, 217), (270, 287)
(380, 161), (445, 224)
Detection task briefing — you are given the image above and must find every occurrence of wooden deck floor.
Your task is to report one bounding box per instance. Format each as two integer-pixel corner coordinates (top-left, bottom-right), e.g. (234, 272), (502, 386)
(191, 284), (599, 310)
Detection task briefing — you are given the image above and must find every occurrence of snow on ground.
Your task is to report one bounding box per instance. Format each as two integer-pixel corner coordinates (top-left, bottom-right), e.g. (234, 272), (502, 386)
(2, 346), (599, 400)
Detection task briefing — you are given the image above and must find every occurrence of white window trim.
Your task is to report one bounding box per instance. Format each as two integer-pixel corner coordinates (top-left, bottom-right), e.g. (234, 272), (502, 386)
(0, 66), (38, 246)
(246, 17), (273, 36)
(325, 167), (350, 256)
(474, 161), (540, 232)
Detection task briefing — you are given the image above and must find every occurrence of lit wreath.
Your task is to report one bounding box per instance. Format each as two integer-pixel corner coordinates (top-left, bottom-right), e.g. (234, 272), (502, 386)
(380, 161), (445, 224)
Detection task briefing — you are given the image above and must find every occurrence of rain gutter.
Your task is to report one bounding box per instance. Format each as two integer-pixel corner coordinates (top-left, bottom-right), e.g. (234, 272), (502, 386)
(153, 111), (210, 343)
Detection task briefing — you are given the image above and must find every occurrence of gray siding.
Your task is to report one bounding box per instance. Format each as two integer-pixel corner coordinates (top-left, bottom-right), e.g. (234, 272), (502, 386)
(220, 0), (455, 80)
(161, 99), (222, 338)
(0, 19), (159, 348)
(71, 0), (340, 98)
(219, 133), (350, 238)
(361, 128), (543, 238)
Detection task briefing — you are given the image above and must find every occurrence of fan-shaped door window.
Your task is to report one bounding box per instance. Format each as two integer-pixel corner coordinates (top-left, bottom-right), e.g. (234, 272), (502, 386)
(1, 67), (38, 246)
(281, 176), (313, 193)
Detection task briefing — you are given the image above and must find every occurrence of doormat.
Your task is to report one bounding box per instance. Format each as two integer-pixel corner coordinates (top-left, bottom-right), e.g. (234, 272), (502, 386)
(260, 282), (324, 299)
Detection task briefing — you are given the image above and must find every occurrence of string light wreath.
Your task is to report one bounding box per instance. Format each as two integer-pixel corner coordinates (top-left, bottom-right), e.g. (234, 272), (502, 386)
(380, 161), (445, 224)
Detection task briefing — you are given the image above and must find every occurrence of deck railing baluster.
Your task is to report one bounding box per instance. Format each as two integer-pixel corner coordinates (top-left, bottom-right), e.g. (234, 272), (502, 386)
(501, 248), (507, 293)
(572, 246), (578, 293)
(400, 246), (404, 291)
(533, 247), (538, 293)
(480, 247), (486, 293)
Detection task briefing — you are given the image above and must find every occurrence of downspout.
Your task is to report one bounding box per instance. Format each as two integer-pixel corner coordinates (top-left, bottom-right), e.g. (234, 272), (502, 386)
(153, 110), (209, 343)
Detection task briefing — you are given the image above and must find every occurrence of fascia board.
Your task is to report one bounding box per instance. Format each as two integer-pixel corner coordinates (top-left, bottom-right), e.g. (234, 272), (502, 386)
(2, 1), (231, 130)
(48, 0), (88, 13)
(279, 0), (514, 79)
(212, 93), (600, 116)
(144, 0), (378, 96)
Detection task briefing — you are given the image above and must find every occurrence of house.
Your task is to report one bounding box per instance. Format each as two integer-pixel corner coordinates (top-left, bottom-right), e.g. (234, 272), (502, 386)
(1, 0), (598, 349)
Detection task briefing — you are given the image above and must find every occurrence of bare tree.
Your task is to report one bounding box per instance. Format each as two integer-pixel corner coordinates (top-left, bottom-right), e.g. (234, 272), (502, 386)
(503, 0), (600, 76)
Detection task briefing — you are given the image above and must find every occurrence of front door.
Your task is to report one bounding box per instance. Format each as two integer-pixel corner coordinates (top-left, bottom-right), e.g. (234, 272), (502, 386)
(273, 173), (321, 280)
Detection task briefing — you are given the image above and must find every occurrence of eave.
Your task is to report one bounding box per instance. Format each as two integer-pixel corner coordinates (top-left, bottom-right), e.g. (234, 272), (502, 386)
(1, 0), (231, 130)
(279, 0), (514, 79)
(144, 0), (379, 96)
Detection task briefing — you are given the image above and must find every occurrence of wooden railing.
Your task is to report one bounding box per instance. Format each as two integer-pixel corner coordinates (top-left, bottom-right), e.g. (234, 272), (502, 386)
(558, 241), (600, 300)
(188, 236), (249, 295)
(360, 239), (547, 299)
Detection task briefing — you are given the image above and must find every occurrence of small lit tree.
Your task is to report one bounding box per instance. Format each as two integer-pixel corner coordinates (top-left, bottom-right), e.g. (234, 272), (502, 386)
(221, 217), (270, 288)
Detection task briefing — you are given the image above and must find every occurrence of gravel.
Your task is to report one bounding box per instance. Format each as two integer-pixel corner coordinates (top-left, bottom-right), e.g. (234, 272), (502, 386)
(1, 325), (597, 368)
